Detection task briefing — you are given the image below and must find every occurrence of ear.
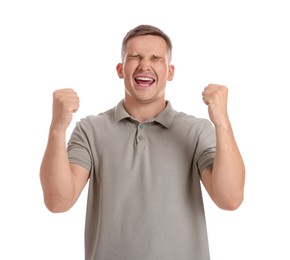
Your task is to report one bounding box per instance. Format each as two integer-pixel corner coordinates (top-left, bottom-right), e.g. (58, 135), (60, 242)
(116, 63), (124, 78)
(167, 64), (175, 81)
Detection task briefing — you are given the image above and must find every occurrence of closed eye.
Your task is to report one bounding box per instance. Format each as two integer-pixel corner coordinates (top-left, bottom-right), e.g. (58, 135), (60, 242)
(151, 55), (165, 63)
(152, 55), (162, 60)
(128, 53), (141, 60)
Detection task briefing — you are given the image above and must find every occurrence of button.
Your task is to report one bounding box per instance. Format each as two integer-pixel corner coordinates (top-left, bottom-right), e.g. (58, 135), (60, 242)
(138, 135), (144, 141)
(139, 124), (144, 129)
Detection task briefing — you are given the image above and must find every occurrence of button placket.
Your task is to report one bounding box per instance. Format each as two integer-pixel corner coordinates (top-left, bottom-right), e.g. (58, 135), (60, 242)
(137, 123), (145, 146)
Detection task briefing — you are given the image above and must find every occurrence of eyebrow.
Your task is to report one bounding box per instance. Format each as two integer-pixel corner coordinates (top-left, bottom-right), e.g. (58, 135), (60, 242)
(127, 53), (164, 59)
(128, 53), (140, 57)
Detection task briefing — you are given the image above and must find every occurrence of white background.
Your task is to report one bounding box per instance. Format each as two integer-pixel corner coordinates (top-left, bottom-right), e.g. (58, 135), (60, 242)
(1, 0), (289, 259)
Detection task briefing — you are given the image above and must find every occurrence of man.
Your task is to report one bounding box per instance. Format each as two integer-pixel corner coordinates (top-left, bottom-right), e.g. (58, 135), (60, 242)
(40, 24), (245, 260)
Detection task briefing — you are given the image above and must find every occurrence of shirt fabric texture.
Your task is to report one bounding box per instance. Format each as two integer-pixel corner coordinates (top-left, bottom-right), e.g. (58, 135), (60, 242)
(67, 100), (216, 260)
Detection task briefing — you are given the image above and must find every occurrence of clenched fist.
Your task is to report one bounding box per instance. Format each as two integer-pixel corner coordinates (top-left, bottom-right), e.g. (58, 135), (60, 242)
(51, 88), (80, 132)
(202, 84), (229, 126)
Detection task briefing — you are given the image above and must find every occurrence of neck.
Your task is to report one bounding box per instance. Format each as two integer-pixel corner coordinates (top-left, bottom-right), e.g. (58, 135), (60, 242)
(123, 98), (166, 122)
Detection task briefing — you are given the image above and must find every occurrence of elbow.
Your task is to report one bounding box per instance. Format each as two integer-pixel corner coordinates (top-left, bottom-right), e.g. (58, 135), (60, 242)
(44, 196), (73, 213)
(216, 193), (244, 211)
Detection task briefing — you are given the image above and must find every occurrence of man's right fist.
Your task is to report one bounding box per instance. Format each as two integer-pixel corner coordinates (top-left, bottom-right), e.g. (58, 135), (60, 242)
(51, 88), (80, 132)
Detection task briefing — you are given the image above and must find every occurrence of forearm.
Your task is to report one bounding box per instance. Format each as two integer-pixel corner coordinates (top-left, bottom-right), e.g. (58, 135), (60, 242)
(40, 128), (75, 212)
(212, 122), (245, 209)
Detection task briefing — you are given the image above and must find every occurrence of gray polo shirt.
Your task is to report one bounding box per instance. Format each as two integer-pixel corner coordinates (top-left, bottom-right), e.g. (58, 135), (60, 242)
(68, 100), (216, 260)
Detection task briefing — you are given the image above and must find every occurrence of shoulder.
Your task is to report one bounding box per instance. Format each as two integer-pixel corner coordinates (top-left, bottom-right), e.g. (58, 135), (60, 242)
(74, 106), (116, 133)
(172, 109), (213, 131)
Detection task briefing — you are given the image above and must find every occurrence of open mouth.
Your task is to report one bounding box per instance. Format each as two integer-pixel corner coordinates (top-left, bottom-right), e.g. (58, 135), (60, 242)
(134, 76), (155, 87)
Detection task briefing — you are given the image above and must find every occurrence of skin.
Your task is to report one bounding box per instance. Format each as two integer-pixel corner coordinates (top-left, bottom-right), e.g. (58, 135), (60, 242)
(116, 35), (174, 122)
(40, 35), (245, 213)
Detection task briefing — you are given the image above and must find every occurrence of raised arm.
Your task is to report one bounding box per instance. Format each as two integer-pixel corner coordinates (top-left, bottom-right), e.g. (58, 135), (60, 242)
(40, 89), (89, 213)
(201, 84), (245, 210)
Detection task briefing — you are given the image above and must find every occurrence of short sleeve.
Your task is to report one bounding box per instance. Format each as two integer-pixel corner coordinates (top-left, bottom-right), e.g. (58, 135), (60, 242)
(67, 121), (92, 172)
(195, 120), (216, 175)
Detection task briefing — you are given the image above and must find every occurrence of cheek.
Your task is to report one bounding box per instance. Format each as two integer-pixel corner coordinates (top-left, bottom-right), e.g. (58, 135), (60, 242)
(157, 65), (171, 79)
(123, 64), (136, 77)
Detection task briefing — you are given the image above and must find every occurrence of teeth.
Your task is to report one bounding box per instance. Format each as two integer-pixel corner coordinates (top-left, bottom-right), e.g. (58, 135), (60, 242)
(135, 77), (152, 81)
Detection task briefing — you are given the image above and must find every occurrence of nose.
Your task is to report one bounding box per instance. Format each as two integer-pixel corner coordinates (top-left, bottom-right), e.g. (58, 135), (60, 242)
(138, 57), (151, 70)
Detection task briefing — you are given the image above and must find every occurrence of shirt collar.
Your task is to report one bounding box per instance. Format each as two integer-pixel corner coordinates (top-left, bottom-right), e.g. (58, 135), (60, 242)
(115, 100), (131, 121)
(114, 100), (175, 129)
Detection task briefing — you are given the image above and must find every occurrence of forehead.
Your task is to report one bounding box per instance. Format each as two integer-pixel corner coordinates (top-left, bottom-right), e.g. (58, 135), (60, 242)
(125, 35), (168, 54)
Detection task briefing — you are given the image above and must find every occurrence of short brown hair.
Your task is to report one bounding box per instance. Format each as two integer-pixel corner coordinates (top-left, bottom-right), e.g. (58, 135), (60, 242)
(121, 24), (173, 61)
